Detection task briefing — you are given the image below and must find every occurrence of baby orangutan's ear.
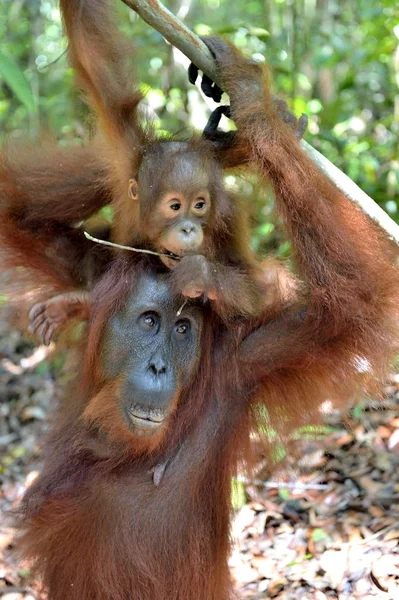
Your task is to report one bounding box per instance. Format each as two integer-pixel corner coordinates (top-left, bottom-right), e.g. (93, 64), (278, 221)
(128, 178), (139, 201)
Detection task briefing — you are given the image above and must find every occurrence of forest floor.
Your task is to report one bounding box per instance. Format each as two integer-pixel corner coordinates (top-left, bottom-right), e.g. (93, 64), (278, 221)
(0, 315), (398, 600)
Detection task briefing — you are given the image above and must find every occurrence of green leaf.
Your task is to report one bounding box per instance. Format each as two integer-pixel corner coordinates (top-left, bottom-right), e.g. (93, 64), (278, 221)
(271, 443), (287, 463)
(254, 222), (275, 237)
(35, 359), (49, 376)
(100, 205), (114, 222)
(352, 403), (364, 420)
(311, 528), (331, 543)
(278, 487), (290, 501)
(293, 424), (337, 440)
(296, 425), (336, 434)
(286, 553), (313, 567)
(18, 567), (31, 579)
(213, 25), (238, 35)
(248, 27), (270, 40)
(231, 478), (247, 510)
(0, 51), (35, 113)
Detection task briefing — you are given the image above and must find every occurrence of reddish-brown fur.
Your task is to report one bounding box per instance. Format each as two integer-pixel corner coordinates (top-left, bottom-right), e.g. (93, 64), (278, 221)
(1, 20), (397, 600)
(0, 136), (114, 315)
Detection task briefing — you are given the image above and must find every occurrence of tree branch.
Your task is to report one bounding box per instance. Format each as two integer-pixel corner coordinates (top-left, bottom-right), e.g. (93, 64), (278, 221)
(122, 0), (220, 83)
(121, 0), (399, 246)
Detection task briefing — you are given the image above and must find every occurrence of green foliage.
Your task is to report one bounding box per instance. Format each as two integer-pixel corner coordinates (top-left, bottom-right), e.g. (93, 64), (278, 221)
(271, 443), (287, 463)
(231, 478), (247, 509)
(0, 0), (398, 250)
(311, 528), (331, 543)
(286, 553), (313, 567)
(352, 402), (365, 420)
(278, 487), (290, 501)
(293, 425), (337, 440)
(0, 50), (35, 112)
(34, 359), (50, 376)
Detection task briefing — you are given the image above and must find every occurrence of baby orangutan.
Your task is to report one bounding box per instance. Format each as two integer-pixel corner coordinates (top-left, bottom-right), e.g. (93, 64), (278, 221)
(27, 0), (305, 345)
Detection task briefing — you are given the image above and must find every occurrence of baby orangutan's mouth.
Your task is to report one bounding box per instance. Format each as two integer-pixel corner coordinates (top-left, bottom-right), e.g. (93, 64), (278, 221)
(161, 248), (180, 261)
(159, 247), (181, 269)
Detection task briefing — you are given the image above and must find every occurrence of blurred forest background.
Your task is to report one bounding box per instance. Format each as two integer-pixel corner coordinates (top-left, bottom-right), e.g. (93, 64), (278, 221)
(1, 0), (398, 256)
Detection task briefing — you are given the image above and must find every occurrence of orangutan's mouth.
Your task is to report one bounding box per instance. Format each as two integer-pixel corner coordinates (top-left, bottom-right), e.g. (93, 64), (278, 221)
(127, 407), (166, 431)
(160, 247), (181, 262)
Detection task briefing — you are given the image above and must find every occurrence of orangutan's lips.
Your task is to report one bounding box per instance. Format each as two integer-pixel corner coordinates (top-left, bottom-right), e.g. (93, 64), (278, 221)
(131, 413), (164, 424)
(127, 408), (166, 430)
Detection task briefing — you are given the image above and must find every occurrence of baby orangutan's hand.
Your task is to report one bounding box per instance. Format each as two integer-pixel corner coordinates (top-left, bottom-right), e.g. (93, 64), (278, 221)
(171, 255), (218, 302)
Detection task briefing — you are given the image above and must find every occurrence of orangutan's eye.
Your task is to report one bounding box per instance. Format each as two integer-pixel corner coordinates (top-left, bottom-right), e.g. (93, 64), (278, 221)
(174, 320), (190, 336)
(170, 201), (181, 211)
(194, 199), (206, 210)
(139, 312), (159, 330)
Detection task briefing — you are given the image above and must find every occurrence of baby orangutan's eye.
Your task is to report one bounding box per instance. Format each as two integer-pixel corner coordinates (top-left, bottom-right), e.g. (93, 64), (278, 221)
(194, 199), (206, 210)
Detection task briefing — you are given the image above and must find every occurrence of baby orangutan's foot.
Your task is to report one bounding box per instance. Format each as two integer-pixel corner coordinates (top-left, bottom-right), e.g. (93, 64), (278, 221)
(29, 291), (90, 346)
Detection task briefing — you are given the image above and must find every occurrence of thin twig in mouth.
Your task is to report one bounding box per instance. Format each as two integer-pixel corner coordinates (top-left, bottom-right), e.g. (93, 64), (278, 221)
(84, 232), (181, 261)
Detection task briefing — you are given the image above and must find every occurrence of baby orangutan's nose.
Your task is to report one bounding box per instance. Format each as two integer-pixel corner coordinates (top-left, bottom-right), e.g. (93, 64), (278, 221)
(180, 223), (195, 236)
(177, 221), (203, 249)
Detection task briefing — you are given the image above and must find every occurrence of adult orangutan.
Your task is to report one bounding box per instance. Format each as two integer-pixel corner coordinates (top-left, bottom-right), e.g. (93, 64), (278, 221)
(3, 28), (397, 600)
